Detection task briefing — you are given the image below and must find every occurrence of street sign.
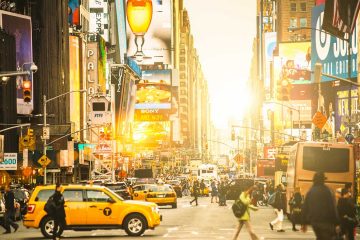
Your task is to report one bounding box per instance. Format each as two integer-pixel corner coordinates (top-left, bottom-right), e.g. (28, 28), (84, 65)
(42, 127), (50, 140)
(233, 153), (244, 164)
(38, 155), (51, 167)
(312, 111), (327, 129)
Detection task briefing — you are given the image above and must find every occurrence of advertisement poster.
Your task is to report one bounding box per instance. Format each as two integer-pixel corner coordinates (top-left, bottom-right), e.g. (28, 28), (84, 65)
(264, 32), (277, 89)
(135, 70), (172, 120)
(69, 36), (81, 139)
(68, 0), (80, 26)
(311, 5), (358, 81)
(0, 153), (17, 170)
(126, 0), (172, 66)
(89, 0), (109, 42)
(1, 11), (33, 115)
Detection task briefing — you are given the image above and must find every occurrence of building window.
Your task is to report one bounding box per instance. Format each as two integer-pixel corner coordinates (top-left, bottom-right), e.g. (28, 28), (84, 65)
(290, 3), (296, 12)
(300, 2), (306, 12)
(300, 18), (307, 27)
(289, 18), (297, 28)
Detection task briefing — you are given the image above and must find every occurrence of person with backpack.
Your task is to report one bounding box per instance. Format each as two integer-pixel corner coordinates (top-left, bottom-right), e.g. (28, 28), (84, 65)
(288, 187), (303, 231)
(232, 185), (259, 240)
(269, 184), (286, 232)
(337, 188), (357, 240)
(45, 183), (66, 240)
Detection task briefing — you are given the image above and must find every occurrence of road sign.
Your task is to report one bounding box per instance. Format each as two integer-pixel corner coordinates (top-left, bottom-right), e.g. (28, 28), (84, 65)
(38, 155), (51, 167)
(312, 111), (327, 129)
(233, 153), (244, 164)
(42, 127), (50, 140)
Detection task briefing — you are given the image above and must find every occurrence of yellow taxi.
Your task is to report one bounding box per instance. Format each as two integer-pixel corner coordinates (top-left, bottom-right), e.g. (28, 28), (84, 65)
(132, 184), (177, 208)
(23, 184), (162, 238)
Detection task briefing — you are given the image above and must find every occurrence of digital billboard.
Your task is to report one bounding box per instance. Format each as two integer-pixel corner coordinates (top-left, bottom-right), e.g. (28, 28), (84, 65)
(1, 11), (33, 115)
(135, 69), (172, 121)
(133, 121), (170, 147)
(126, 0), (172, 66)
(311, 5), (358, 81)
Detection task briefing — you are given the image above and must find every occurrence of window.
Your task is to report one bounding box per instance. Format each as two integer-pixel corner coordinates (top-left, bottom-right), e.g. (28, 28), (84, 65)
(86, 190), (112, 202)
(290, 3), (296, 12)
(35, 190), (53, 202)
(290, 18), (297, 28)
(300, 2), (306, 12)
(92, 102), (105, 111)
(63, 190), (83, 202)
(303, 146), (350, 173)
(300, 18), (307, 27)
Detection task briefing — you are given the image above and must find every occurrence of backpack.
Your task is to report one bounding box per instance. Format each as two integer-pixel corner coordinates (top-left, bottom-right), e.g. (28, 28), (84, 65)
(232, 198), (247, 218)
(44, 197), (56, 215)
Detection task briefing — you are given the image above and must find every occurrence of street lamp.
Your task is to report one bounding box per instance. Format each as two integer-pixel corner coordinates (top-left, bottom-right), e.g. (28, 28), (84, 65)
(42, 89), (86, 184)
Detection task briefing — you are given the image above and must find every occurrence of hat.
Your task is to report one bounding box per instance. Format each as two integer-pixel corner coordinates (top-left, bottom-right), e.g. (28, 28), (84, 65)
(313, 172), (326, 183)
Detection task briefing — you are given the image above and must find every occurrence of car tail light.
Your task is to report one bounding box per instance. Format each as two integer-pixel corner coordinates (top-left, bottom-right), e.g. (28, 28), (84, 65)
(27, 204), (35, 214)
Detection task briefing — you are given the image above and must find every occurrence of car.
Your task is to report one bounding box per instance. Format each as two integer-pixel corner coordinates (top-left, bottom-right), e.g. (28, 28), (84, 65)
(23, 184), (162, 238)
(166, 180), (183, 197)
(132, 184), (177, 208)
(104, 182), (132, 200)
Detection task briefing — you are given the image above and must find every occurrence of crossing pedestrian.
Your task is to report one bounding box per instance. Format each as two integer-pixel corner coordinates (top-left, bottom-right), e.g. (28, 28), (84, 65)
(190, 180), (199, 206)
(2, 185), (19, 234)
(301, 172), (340, 240)
(232, 185), (259, 240)
(269, 184), (286, 232)
(47, 183), (66, 240)
(210, 180), (218, 203)
(288, 187), (303, 231)
(337, 188), (357, 240)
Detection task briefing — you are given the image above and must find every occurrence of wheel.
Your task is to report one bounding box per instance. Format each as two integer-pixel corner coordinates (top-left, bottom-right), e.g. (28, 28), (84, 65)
(40, 216), (64, 239)
(172, 202), (177, 209)
(124, 213), (147, 236)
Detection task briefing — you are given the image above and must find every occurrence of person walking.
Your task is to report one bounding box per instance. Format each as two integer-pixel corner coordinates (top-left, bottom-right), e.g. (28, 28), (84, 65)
(337, 188), (357, 240)
(301, 172), (340, 240)
(2, 185), (19, 234)
(232, 185), (259, 240)
(200, 179), (206, 196)
(289, 187), (303, 231)
(47, 183), (66, 240)
(210, 180), (218, 203)
(190, 180), (199, 206)
(269, 184), (286, 232)
(218, 180), (228, 206)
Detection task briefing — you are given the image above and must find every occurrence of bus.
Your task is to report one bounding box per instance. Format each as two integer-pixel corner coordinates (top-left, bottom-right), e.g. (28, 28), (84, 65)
(286, 142), (355, 208)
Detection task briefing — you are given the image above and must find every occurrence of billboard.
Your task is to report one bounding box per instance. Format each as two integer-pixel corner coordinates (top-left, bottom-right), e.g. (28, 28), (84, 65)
(133, 121), (170, 147)
(68, 0), (80, 26)
(98, 37), (107, 92)
(1, 11), (33, 115)
(264, 32), (277, 90)
(69, 36), (81, 139)
(126, 0), (172, 66)
(135, 70), (172, 121)
(89, 0), (110, 42)
(311, 5), (358, 81)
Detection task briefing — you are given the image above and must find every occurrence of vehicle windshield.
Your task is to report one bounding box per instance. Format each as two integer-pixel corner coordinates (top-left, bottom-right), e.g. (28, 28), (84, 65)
(168, 180), (180, 185)
(104, 187), (124, 201)
(149, 185), (173, 192)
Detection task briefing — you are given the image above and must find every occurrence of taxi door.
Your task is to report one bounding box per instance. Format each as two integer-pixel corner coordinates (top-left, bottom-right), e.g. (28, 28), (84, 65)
(85, 189), (120, 225)
(132, 185), (148, 200)
(62, 189), (87, 225)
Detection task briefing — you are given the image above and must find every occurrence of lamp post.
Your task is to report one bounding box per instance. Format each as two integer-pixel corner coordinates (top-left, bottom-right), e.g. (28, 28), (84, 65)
(42, 89), (86, 185)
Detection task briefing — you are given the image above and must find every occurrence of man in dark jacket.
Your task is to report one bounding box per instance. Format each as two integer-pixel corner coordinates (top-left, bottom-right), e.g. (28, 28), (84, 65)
(301, 172), (340, 240)
(337, 188), (356, 240)
(3, 185), (19, 234)
(48, 183), (66, 240)
(190, 180), (200, 206)
(269, 184), (286, 232)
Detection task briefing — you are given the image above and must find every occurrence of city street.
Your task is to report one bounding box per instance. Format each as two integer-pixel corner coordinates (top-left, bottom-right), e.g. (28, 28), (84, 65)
(1, 196), (321, 240)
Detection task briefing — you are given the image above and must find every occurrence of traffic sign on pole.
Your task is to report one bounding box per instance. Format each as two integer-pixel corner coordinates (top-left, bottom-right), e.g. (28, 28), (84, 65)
(312, 111), (327, 129)
(38, 155), (51, 167)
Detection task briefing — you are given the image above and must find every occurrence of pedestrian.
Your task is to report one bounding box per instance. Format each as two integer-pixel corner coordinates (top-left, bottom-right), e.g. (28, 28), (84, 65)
(218, 180), (228, 206)
(190, 180), (199, 206)
(232, 185), (260, 240)
(301, 172), (340, 240)
(200, 179), (206, 196)
(288, 187), (303, 231)
(2, 185), (19, 234)
(210, 180), (218, 203)
(47, 183), (66, 240)
(337, 188), (357, 240)
(269, 184), (286, 232)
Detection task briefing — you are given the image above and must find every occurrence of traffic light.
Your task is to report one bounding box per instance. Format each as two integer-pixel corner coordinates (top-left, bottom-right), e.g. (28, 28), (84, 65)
(231, 128), (235, 141)
(22, 79), (32, 103)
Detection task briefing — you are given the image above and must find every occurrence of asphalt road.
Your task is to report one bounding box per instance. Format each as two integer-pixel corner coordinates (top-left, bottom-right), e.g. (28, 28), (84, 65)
(0, 196), (356, 240)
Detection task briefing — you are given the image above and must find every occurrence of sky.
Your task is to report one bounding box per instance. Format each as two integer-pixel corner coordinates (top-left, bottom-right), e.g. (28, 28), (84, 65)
(183, 0), (257, 128)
